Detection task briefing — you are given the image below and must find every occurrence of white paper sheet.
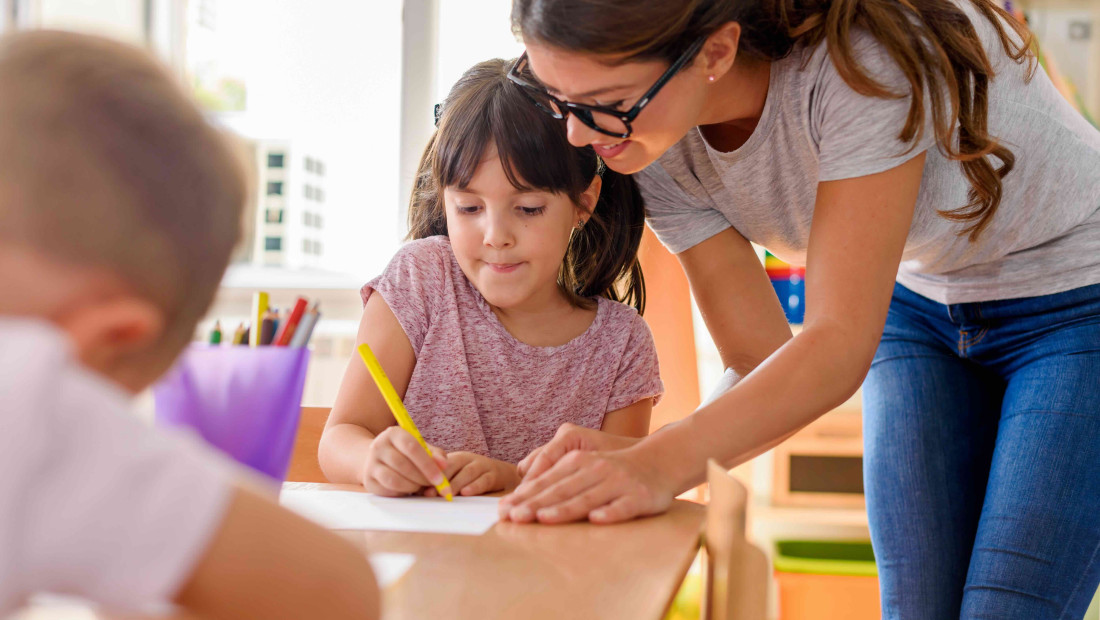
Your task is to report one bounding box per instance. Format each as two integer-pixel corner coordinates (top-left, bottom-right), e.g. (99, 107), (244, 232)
(279, 489), (500, 535)
(369, 553), (416, 587)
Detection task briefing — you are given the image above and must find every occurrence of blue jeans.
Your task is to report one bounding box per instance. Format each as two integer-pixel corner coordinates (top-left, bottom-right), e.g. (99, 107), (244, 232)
(863, 282), (1100, 619)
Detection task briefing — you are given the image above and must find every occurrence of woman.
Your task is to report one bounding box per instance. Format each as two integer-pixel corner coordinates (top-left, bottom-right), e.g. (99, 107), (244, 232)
(498, 0), (1100, 617)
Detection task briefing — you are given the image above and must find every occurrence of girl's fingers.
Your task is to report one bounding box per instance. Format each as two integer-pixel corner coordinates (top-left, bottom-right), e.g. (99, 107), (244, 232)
(379, 446), (431, 487)
(368, 467), (422, 495)
(460, 471), (496, 496)
(390, 429), (447, 487)
(448, 459), (486, 494)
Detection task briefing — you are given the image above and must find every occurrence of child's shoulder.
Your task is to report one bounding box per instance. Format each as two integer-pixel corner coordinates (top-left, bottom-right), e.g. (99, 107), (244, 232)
(385, 235), (459, 275)
(594, 298), (653, 340)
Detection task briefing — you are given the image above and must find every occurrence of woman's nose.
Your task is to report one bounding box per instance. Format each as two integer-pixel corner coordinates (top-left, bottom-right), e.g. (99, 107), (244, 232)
(565, 115), (598, 148)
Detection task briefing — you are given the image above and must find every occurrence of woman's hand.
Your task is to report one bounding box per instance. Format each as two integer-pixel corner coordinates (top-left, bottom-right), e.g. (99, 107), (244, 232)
(517, 423), (643, 480)
(424, 452), (520, 497)
(500, 443), (676, 524)
(359, 426), (448, 497)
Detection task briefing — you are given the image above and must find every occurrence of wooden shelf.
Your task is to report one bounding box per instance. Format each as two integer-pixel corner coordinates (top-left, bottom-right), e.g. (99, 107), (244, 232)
(750, 502), (869, 529)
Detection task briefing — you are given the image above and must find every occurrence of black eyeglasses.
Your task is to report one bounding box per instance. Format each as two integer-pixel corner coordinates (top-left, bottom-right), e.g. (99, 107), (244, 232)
(507, 36), (707, 139)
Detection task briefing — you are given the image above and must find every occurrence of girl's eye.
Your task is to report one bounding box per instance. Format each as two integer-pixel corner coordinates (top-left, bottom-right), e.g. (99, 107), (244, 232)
(456, 205), (481, 215)
(597, 99), (627, 111)
(518, 206), (546, 216)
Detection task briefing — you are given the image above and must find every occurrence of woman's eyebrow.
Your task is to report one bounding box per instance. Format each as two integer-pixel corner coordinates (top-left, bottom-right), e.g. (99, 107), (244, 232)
(544, 82), (633, 100)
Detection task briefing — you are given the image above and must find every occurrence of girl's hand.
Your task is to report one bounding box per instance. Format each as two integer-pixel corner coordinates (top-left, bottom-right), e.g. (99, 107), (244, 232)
(518, 423), (643, 480)
(360, 426), (448, 497)
(500, 445), (675, 524)
(425, 452), (520, 497)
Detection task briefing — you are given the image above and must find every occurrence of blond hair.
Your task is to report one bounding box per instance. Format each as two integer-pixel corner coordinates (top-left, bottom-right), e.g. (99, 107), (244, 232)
(0, 30), (247, 354)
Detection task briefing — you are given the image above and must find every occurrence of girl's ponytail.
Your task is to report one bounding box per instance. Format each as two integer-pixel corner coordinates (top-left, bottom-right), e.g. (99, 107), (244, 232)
(562, 167), (646, 314)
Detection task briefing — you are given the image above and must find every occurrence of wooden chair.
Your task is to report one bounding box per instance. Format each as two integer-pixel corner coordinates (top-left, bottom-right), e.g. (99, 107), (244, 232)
(703, 459), (769, 620)
(286, 406), (331, 482)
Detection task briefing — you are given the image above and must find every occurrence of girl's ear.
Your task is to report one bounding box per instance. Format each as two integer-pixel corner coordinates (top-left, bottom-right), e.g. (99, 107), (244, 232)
(577, 175), (602, 227)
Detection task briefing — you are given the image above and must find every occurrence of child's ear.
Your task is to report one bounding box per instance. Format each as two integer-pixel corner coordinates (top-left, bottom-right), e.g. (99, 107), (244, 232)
(58, 295), (167, 387)
(577, 175), (603, 226)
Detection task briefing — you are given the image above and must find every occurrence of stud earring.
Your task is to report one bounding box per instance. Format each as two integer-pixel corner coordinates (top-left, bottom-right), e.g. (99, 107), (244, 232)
(707, 74), (716, 83)
(577, 219), (586, 230)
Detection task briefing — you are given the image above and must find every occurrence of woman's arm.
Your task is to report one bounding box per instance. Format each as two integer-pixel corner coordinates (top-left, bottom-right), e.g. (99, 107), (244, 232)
(318, 293), (446, 493)
(501, 153), (926, 524)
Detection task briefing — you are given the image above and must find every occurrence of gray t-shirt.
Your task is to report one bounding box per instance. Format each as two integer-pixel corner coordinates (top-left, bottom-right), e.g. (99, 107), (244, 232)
(639, 4), (1100, 304)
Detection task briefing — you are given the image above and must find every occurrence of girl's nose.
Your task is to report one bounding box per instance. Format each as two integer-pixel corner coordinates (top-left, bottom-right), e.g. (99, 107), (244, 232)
(484, 213), (514, 249)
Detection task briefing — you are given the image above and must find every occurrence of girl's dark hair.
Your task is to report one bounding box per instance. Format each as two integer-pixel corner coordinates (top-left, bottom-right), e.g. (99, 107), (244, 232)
(409, 58), (646, 313)
(512, 0), (1035, 241)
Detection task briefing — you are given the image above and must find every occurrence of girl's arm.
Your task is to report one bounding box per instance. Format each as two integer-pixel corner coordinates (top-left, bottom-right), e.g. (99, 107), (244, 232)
(501, 153), (926, 523)
(318, 293), (447, 494)
(600, 399), (652, 437)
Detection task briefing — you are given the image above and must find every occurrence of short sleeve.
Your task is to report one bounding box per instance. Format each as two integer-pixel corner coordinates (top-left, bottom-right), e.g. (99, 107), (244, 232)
(810, 30), (937, 181)
(606, 313), (665, 412)
(636, 161), (732, 254)
(0, 327), (233, 613)
(362, 236), (450, 353)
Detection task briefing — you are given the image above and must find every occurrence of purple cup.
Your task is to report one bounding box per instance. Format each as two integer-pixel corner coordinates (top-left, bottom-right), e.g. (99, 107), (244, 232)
(153, 344), (310, 481)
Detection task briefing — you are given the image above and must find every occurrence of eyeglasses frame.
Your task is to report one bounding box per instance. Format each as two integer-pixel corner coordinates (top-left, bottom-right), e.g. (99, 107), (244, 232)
(506, 35), (708, 139)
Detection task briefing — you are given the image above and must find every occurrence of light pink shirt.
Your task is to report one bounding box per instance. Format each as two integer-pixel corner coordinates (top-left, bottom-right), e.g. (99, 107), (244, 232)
(364, 236), (663, 465)
(0, 318), (232, 615)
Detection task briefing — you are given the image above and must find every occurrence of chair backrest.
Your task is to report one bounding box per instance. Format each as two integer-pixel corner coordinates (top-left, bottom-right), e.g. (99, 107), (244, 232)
(286, 406), (331, 482)
(703, 459), (769, 620)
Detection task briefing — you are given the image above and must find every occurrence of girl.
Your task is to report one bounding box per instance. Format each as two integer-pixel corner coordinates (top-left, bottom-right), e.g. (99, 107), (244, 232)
(500, 0), (1100, 617)
(318, 58), (663, 499)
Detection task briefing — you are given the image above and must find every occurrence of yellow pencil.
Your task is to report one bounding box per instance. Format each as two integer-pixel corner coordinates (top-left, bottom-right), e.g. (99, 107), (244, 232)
(249, 291), (268, 347)
(357, 343), (453, 501)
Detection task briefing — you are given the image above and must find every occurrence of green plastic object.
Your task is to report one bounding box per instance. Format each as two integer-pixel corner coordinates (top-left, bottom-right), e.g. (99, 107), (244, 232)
(774, 540), (878, 578)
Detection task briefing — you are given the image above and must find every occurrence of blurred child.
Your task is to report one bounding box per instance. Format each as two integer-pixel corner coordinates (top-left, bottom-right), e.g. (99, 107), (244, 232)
(319, 58), (663, 498)
(0, 31), (378, 618)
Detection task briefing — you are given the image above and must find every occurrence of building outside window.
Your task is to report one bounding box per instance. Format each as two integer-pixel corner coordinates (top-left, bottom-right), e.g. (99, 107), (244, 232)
(266, 181), (283, 196)
(264, 236), (282, 251)
(303, 211), (312, 227)
(315, 188), (324, 203)
(304, 184), (314, 200)
(266, 208), (284, 223)
(267, 153), (285, 168)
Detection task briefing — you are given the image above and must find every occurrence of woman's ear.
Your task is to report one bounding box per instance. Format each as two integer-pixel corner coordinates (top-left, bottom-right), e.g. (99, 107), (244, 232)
(577, 175), (603, 227)
(700, 22), (742, 78)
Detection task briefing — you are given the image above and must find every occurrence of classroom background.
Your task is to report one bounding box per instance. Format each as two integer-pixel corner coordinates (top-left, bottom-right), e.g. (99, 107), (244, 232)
(3, 1), (1097, 619)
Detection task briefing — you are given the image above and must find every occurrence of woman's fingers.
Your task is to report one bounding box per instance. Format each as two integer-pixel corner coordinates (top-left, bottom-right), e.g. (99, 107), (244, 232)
(502, 451), (598, 522)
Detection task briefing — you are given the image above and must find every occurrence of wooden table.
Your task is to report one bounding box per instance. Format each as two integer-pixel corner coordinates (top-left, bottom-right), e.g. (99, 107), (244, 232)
(288, 482), (705, 620)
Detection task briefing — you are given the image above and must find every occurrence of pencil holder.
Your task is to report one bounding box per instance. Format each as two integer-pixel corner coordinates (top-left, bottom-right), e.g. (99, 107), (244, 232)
(153, 344), (310, 482)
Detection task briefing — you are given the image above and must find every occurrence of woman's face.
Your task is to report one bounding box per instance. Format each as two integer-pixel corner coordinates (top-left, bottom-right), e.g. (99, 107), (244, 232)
(524, 41), (710, 174)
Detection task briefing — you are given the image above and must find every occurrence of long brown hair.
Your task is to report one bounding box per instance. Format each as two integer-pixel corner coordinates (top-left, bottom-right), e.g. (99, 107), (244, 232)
(513, 0), (1035, 241)
(409, 58), (646, 313)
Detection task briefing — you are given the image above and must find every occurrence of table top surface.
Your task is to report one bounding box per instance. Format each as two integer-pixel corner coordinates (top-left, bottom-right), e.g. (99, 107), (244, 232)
(287, 482), (706, 620)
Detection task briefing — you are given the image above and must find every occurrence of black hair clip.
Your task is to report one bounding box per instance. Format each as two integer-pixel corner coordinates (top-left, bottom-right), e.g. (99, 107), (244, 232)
(433, 103), (442, 127)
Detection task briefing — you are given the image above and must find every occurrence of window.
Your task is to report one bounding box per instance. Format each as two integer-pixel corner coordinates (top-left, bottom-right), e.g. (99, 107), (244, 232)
(315, 241), (323, 255)
(304, 184), (314, 200)
(264, 236), (282, 251)
(304, 157), (314, 173)
(315, 160), (325, 176)
(266, 208), (284, 223)
(315, 188), (324, 203)
(267, 153), (285, 168)
(303, 211), (313, 227)
(315, 214), (323, 228)
(266, 181), (283, 196)
(302, 238), (311, 254)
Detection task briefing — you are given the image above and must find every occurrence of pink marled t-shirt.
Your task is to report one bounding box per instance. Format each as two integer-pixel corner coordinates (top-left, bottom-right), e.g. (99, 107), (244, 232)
(363, 236), (663, 465)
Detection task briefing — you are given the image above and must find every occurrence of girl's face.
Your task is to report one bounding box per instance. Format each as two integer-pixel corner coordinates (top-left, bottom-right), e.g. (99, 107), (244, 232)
(443, 148), (597, 312)
(523, 41), (710, 175)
